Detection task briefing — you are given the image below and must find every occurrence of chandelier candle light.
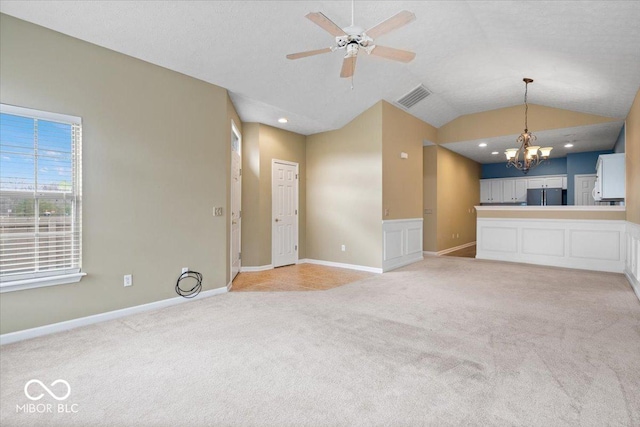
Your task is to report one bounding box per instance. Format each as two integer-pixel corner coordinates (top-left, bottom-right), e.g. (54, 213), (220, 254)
(505, 78), (553, 174)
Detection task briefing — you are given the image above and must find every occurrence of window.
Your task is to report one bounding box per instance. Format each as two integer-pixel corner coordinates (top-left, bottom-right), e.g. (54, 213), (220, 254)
(0, 104), (84, 292)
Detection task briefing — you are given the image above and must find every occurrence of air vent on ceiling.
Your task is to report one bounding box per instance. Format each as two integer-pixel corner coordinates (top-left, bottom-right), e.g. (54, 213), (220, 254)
(396, 85), (431, 109)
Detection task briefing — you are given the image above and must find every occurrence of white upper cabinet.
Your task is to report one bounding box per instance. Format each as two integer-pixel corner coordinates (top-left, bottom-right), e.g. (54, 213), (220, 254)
(480, 179), (504, 203)
(527, 175), (564, 189)
(480, 175), (565, 204)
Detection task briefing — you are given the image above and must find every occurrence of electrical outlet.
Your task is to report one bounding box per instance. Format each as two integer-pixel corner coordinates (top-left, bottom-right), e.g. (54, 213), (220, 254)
(124, 274), (132, 287)
(452, 234), (455, 239)
(384, 208), (389, 217)
(182, 267), (189, 275)
(341, 244), (346, 252)
(457, 233), (460, 238)
(213, 207), (223, 216)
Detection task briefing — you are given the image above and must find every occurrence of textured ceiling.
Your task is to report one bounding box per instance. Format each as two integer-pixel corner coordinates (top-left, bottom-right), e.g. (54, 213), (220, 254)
(1, 1), (639, 162)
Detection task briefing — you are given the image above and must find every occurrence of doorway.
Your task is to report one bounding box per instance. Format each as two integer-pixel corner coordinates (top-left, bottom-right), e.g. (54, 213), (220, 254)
(574, 174), (597, 206)
(272, 160), (299, 267)
(230, 121), (242, 281)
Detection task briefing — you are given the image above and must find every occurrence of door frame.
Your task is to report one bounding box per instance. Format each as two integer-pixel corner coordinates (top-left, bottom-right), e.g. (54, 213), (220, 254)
(230, 120), (242, 281)
(271, 159), (299, 267)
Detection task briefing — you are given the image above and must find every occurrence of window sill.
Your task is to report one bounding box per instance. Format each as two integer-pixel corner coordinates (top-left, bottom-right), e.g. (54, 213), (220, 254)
(0, 273), (86, 293)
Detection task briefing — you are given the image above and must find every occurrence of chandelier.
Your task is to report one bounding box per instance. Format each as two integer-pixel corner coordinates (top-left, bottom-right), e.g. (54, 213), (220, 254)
(505, 78), (552, 174)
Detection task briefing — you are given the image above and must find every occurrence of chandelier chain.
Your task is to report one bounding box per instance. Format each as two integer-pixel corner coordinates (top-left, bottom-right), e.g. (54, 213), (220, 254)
(524, 81), (529, 131)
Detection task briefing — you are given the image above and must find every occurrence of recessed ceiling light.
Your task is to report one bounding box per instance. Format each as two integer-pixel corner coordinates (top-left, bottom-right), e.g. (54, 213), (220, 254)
(564, 143), (574, 148)
(278, 117), (288, 124)
(479, 143), (487, 147)
(491, 151), (499, 155)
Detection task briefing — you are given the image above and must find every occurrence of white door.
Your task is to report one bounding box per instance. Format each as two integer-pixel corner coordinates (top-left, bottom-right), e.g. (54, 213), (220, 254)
(502, 180), (515, 202)
(272, 160), (298, 267)
(480, 180), (492, 203)
(490, 180), (503, 203)
(575, 174), (597, 206)
(514, 179), (528, 202)
(230, 122), (241, 280)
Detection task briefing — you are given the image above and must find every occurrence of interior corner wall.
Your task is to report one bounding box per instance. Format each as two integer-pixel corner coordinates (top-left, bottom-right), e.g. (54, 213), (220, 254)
(0, 14), (230, 334)
(422, 146), (438, 252)
(381, 101), (435, 220)
(436, 147), (481, 251)
(240, 123), (262, 266)
(626, 88), (640, 225)
(306, 103), (383, 268)
(258, 124), (307, 264)
(240, 123), (306, 267)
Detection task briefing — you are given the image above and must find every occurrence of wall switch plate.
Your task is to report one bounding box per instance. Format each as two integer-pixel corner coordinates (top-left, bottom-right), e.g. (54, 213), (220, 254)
(124, 274), (132, 287)
(341, 244), (346, 252)
(213, 207), (223, 216)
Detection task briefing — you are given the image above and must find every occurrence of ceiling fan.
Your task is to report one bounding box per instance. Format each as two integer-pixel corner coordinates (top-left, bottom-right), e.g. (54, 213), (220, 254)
(286, 3), (416, 79)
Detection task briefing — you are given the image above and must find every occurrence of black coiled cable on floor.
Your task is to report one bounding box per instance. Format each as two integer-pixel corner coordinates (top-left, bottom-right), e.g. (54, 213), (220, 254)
(175, 270), (203, 298)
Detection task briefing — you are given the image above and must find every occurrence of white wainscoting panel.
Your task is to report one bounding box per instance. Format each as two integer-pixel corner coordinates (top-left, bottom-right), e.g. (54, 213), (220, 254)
(477, 218), (625, 273)
(522, 228), (565, 257)
(625, 221), (640, 301)
(382, 218), (423, 272)
(480, 227), (517, 253)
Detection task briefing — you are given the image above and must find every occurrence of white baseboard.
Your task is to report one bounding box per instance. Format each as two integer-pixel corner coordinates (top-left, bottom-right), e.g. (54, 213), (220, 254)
(383, 252), (424, 272)
(0, 286), (228, 346)
(423, 251), (438, 256)
(240, 264), (273, 272)
(624, 269), (640, 302)
(298, 258), (382, 274)
(435, 241), (476, 256)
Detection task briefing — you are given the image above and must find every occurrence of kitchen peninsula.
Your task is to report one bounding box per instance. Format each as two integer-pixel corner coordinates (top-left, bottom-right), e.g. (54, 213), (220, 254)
(475, 205), (626, 273)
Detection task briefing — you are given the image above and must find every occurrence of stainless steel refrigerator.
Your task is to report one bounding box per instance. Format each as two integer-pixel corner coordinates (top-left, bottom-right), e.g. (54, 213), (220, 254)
(526, 188), (562, 206)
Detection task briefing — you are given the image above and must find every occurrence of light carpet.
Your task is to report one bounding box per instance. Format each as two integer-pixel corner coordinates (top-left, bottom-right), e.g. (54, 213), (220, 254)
(1, 256), (639, 426)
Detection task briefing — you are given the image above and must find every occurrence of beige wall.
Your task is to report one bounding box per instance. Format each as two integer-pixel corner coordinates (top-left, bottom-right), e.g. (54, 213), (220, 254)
(476, 209), (626, 221)
(306, 103), (383, 268)
(436, 147), (481, 251)
(0, 15), (231, 334)
(241, 123), (306, 267)
(422, 146), (438, 252)
(438, 104), (619, 144)
(382, 101), (435, 220)
(626, 89), (640, 225)
(240, 124), (262, 266)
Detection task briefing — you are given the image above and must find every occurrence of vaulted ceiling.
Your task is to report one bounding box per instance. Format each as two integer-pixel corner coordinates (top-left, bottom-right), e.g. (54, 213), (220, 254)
(1, 1), (639, 162)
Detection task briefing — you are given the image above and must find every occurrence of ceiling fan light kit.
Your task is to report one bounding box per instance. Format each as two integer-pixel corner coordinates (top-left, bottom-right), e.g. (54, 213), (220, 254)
(286, 4), (417, 79)
(505, 78), (553, 174)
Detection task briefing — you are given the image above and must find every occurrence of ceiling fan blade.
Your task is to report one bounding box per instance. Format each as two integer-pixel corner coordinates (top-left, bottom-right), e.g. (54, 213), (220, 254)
(370, 45), (416, 63)
(365, 10), (416, 39)
(286, 47), (333, 60)
(306, 12), (347, 37)
(340, 56), (357, 78)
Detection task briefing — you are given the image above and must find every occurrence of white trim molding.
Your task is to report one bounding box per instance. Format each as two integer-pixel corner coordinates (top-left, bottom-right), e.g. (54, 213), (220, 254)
(624, 221), (640, 301)
(0, 286), (228, 345)
(0, 272), (86, 293)
(298, 259), (382, 274)
(382, 218), (424, 272)
(423, 241), (477, 257)
(240, 265), (273, 272)
(477, 218), (625, 273)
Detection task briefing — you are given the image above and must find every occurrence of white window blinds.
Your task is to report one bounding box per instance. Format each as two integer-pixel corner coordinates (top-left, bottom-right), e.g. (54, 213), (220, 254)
(0, 104), (82, 284)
